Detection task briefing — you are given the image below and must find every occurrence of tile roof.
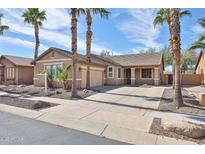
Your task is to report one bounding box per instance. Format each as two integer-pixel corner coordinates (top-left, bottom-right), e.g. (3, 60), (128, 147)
(106, 52), (163, 66)
(39, 47), (108, 66)
(38, 47), (163, 67)
(1, 55), (33, 67)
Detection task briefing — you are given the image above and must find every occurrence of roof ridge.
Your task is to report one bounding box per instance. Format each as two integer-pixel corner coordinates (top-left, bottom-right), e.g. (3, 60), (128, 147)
(110, 52), (162, 57)
(2, 54), (33, 60)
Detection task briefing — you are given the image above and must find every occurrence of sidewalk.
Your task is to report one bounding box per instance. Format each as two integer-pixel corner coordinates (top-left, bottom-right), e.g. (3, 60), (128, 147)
(0, 91), (199, 144)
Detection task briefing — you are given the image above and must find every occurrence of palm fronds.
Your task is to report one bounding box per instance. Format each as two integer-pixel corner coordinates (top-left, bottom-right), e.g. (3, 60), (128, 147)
(0, 13), (9, 35)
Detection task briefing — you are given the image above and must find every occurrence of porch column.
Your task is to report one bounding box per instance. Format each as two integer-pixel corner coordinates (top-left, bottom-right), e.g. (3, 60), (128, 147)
(154, 67), (160, 86)
(131, 68), (135, 85)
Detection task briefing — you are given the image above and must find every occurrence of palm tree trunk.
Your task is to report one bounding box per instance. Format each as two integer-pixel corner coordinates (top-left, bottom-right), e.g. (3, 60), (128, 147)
(172, 58), (175, 88)
(170, 8), (183, 108)
(34, 24), (39, 65)
(168, 21), (175, 89)
(86, 9), (92, 90)
(71, 8), (78, 98)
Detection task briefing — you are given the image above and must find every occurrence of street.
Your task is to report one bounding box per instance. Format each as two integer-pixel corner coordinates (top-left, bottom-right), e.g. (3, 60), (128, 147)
(0, 111), (127, 145)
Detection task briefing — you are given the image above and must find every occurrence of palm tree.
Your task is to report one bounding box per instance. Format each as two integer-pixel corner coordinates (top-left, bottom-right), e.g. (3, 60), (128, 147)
(22, 8), (46, 65)
(0, 14), (9, 35)
(71, 8), (78, 98)
(153, 9), (191, 88)
(170, 8), (183, 108)
(79, 9), (109, 89)
(85, 9), (109, 89)
(189, 18), (205, 49)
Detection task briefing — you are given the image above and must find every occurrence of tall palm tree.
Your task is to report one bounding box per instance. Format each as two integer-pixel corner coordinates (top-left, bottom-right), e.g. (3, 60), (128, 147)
(189, 18), (205, 49)
(0, 14), (9, 35)
(71, 8), (78, 98)
(78, 9), (109, 89)
(22, 8), (47, 65)
(153, 9), (191, 88)
(170, 8), (183, 108)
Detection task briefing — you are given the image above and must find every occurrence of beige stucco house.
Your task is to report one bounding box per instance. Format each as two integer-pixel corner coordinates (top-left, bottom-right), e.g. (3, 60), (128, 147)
(195, 49), (205, 85)
(34, 47), (164, 89)
(0, 55), (34, 85)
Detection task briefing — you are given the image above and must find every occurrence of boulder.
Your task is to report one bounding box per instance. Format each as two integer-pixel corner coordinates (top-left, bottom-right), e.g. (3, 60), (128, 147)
(17, 85), (25, 88)
(55, 90), (62, 95)
(161, 119), (205, 139)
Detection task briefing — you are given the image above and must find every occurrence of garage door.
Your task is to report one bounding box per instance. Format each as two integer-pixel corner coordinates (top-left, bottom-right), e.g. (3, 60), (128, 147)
(90, 70), (103, 87)
(81, 69), (103, 88)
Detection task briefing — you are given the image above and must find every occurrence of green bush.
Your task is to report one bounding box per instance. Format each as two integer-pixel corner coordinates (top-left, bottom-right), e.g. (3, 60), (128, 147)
(57, 66), (70, 89)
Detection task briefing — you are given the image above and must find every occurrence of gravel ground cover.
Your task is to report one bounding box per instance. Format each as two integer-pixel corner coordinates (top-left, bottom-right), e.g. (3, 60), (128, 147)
(0, 95), (58, 110)
(0, 85), (98, 99)
(159, 87), (205, 115)
(149, 118), (205, 144)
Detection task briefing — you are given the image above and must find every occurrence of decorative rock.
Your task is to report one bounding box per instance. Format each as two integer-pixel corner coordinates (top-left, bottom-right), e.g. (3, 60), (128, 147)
(32, 101), (51, 109)
(17, 85), (25, 88)
(83, 89), (89, 93)
(161, 119), (205, 139)
(56, 90), (62, 94)
(8, 88), (16, 91)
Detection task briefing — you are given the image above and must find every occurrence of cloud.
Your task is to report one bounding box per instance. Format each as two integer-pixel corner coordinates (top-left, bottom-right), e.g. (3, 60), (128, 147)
(191, 24), (205, 34)
(40, 8), (70, 30)
(0, 8), (113, 55)
(0, 36), (49, 51)
(117, 9), (163, 51)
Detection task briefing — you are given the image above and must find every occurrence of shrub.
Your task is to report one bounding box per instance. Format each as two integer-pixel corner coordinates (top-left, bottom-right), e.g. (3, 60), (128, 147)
(57, 66), (70, 89)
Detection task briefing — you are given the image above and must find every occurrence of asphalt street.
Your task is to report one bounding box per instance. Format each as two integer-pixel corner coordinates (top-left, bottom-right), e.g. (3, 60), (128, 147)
(0, 111), (128, 145)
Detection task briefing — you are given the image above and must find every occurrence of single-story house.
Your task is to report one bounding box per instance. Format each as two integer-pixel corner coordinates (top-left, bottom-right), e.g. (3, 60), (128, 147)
(195, 49), (205, 85)
(0, 55), (34, 85)
(34, 47), (164, 88)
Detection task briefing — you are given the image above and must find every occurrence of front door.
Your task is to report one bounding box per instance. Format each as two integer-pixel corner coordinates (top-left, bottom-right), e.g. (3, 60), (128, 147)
(168, 74), (173, 84)
(124, 69), (131, 84)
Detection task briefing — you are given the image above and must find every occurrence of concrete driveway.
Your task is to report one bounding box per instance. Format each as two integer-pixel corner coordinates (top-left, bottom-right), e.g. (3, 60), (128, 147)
(88, 86), (165, 109)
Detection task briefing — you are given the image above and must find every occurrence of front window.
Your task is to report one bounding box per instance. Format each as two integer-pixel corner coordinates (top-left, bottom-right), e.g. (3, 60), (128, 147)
(141, 68), (152, 79)
(44, 64), (61, 79)
(118, 68), (121, 78)
(6, 67), (15, 79)
(108, 66), (113, 78)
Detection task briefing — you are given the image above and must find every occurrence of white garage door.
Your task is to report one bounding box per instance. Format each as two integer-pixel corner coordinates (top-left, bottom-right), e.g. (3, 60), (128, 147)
(82, 69), (103, 88)
(90, 70), (103, 87)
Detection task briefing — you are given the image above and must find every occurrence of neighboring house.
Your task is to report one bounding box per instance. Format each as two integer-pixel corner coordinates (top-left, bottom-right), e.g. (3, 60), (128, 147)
(34, 47), (164, 89)
(0, 55), (34, 85)
(195, 49), (205, 85)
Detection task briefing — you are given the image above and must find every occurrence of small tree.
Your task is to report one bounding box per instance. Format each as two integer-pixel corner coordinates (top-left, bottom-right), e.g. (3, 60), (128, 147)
(139, 47), (156, 54)
(100, 50), (113, 56)
(57, 66), (70, 90)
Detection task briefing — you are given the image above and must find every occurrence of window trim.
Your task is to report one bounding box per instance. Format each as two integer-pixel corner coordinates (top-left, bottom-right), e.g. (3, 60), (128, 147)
(43, 63), (63, 79)
(107, 66), (114, 78)
(140, 68), (153, 80)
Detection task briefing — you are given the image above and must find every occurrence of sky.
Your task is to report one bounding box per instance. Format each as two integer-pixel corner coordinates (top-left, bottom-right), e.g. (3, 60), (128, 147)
(0, 8), (204, 58)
